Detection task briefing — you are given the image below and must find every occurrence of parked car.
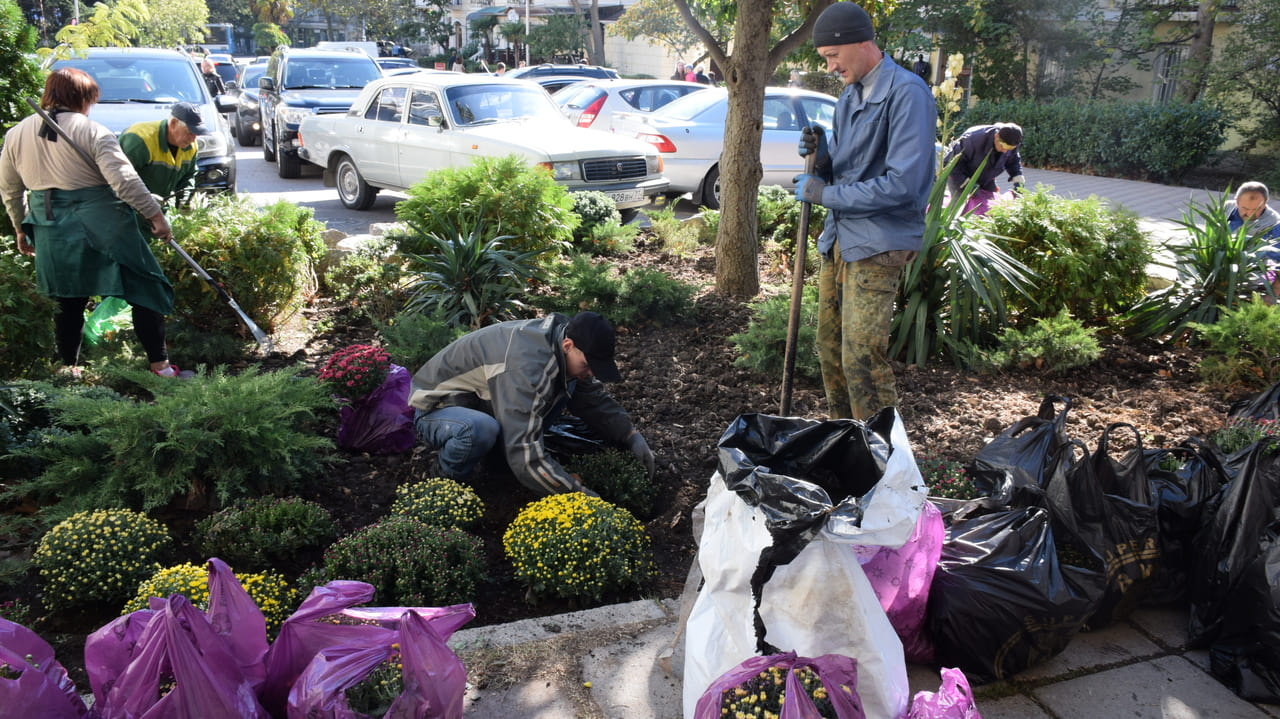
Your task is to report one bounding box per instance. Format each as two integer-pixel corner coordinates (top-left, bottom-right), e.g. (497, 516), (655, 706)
(296, 73), (667, 217)
(376, 57), (418, 74)
(49, 47), (237, 194)
(505, 63), (618, 81)
(258, 47), (382, 178)
(205, 52), (238, 86)
(552, 78), (709, 130)
(610, 86), (836, 209)
(228, 63), (266, 145)
(525, 75), (588, 95)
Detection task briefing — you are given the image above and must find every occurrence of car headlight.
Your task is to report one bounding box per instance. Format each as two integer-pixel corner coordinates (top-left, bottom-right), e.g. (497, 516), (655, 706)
(195, 131), (229, 158)
(240, 94), (258, 109)
(279, 106), (316, 127)
(547, 161), (581, 181)
(647, 155), (661, 174)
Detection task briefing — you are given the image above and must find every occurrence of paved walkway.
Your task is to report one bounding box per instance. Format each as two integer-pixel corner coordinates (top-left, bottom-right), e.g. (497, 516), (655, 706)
(441, 169), (1273, 719)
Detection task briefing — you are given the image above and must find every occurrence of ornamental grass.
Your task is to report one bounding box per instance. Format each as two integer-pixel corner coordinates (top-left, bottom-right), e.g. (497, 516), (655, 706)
(503, 493), (655, 603)
(32, 509), (172, 611)
(388, 478), (485, 531)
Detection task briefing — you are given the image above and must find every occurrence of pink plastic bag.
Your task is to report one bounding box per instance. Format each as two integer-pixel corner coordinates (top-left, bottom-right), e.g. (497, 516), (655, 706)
(286, 607), (470, 719)
(336, 364), (416, 454)
(861, 500), (944, 663)
(89, 594), (270, 718)
(692, 652), (865, 719)
(908, 667), (983, 719)
(0, 617), (87, 718)
(262, 581), (474, 717)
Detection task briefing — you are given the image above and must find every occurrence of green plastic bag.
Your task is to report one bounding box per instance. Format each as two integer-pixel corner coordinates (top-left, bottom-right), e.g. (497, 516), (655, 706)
(83, 296), (132, 345)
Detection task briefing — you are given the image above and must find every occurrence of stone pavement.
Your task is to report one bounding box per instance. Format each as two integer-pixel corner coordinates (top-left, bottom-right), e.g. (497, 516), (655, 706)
(442, 170), (1275, 719)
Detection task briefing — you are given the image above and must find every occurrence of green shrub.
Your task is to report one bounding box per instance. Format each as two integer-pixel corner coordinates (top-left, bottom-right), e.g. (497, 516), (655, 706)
(531, 253), (623, 317)
(0, 247), (56, 379)
(395, 155), (577, 262)
(388, 478), (485, 530)
(402, 216), (548, 329)
(756, 185), (828, 259)
(376, 307), (466, 371)
(195, 497), (339, 573)
(729, 285), (820, 382)
(612, 267), (698, 327)
(581, 219), (640, 256)
(977, 187), (1151, 325)
(321, 237), (406, 323)
(0, 0), (42, 134)
(561, 448), (658, 518)
(32, 509), (172, 611)
(571, 191), (621, 242)
(1213, 416), (1280, 455)
(122, 562), (298, 637)
(504, 493), (654, 602)
(4, 365), (334, 521)
(1191, 296), (1280, 392)
(323, 518), (487, 607)
(165, 195), (326, 337)
(970, 309), (1102, 374)
(646, 205), (702, 255)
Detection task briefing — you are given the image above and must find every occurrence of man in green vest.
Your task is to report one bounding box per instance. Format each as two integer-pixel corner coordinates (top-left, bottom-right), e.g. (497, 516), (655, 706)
(118, 102), (207, 207)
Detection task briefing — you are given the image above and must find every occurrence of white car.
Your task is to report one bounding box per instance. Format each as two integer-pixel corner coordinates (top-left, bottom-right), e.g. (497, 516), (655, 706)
(610, 86), (836, 209)
(552, 78), (710, 131)
(297, 74), (668, 217)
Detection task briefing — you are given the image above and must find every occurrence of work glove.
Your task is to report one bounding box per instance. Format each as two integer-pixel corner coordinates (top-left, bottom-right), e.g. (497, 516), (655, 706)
(794, 174), (826, 205)
(798, 125), (833, 182)
(1010, 175), (1026, 194)
(626, 431), (656, 480)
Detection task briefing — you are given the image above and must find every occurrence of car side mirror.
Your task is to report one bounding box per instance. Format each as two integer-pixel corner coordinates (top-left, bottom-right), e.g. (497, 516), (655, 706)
(215, 95), (237, 113)
(226, 81), (239, 91)
(427, 114), (443, 128)
(258, 76), (274, 91)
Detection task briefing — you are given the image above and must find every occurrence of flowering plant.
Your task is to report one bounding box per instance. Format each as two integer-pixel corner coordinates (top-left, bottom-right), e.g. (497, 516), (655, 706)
(720, 664), (838, 718)
(122, 562), (299, 637)
(917, 453), (979, 500)
(345, 643), (404, 716)
(1213, 416), (1280, 455)
(32, 509), (172, 611)
(318, 344), (392, 402)
(503, 493), (655, 602)
(323, 517), (487, 606)
(933, 52), (969, 155)
(390, 478), (485, 531)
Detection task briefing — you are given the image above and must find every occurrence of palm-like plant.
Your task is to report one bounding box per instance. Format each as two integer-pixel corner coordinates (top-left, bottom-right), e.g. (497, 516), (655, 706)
(890, 158), (1036, 366)
(403, 215), (549, 330)
(1126, 190), (1275, 343)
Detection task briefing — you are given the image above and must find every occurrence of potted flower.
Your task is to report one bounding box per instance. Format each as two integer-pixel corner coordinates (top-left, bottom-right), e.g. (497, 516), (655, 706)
(318, 344), (392, 403)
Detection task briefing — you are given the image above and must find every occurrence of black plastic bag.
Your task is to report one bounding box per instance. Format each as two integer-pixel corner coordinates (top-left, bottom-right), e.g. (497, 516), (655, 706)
(1229, 380), (1280, 420)
(1188, 442), (1280, 646)
(971, 396), (1072, 495)
(1141, 440), (1230, 604)
(1209, 523), (1280, 702)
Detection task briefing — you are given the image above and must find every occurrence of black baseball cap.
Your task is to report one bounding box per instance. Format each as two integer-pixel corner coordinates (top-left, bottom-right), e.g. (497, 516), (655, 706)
(170, 102), (212, 136)
(565, 312), (622, 382)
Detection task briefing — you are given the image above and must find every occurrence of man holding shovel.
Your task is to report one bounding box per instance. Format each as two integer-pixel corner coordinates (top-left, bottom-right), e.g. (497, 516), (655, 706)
(793, 2), (935, 420)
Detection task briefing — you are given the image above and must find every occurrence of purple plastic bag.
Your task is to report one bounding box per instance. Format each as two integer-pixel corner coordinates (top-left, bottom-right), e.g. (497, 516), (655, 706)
(336, 364), (416, 454)
(908, 667), (983, 719)
(861, 500), (944, 664)
(85, 609), (155, 704)
(0, 617), (87, 718)
(286, 607), (470, 719)
(692, 652), (865, 719)
(90, 594), (270, 719)
(262, 581), (474, 717)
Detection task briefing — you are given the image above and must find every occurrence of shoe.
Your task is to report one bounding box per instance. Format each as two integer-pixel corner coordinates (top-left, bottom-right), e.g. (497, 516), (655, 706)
(57, 365), (84, 381)
(152, 364), (196, 379)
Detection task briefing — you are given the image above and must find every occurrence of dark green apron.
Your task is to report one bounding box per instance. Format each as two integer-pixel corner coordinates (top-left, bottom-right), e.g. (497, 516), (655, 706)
(22, 185), (174, 316)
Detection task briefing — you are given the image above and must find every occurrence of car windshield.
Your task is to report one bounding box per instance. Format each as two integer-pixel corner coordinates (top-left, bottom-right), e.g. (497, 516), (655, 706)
(238, 65), (265, 88)
(653, 88), (726, 121)
(445, 83), (563, 126)
(284, 57), (381, 89)
(54, 56), (206, 104)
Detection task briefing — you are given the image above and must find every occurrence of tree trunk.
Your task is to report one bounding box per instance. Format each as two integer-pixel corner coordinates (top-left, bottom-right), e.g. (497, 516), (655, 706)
(1177, 0), (1219, 103)
(713, 0), (774, 298)
(589, 0), (605, 65)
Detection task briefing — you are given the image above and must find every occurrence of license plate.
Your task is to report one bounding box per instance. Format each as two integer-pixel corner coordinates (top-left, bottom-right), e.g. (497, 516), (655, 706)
(604, 188), (645, 205)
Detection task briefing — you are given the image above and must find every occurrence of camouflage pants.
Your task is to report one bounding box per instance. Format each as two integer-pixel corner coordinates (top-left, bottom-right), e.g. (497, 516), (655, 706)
(816, 252), (908, 420)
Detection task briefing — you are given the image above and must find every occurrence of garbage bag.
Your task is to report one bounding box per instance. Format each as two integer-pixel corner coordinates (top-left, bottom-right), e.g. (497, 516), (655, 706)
(286, 607), (470, 719)
(907, 667), (983, 719)
(1050, 424), (1159, 627)
(89, 594), (270, 719)
(692, 652), (864, 719)
(337, 364), (415, 454)
(1228, 379), (1280, 420)
(83, 296), (131, 345)
(1141, 441), (1229, 604)
(972, 396), (1071, 494)
(1188, 442), (1280, 646)
(682, 410), (926, 719)
(861, 500), (943, 664)
(262, 581), (474, 718)
(1209, 523), (1280, 702)
(927, 482), (1105, 683)
(0, 617), (87, 718)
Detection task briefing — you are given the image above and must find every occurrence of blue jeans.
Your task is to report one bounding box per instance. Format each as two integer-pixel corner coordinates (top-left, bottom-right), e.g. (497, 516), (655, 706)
(413, 406), (501, 480)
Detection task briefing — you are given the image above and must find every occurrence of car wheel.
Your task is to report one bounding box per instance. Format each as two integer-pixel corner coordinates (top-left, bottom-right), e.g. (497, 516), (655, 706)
(262, 120), (276, 161)
(701, 165), (721, 210)
(335, 154), (378, 211)
(238, 115), (258, 147)
(276, 126), (301, 179)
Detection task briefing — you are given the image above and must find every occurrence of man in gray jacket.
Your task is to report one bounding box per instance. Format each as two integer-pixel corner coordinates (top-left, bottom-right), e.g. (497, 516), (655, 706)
(408, 312), (655, 495)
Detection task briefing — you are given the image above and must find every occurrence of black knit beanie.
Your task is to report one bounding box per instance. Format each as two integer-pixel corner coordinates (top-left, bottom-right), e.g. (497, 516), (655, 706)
(812, 3), (875, 48)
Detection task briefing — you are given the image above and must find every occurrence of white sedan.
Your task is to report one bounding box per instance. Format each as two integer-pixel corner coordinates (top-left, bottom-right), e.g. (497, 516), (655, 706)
(610, 87), (836, 209)
(296, 74), (668, 215)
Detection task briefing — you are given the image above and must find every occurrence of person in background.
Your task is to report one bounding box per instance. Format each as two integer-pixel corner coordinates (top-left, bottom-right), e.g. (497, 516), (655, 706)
(789, 70), (803, 87)
(0, 68), (185, 378)
(793, 2), (936, 421)
(200, 57), (226, 97)
(493, 62), (507, 76)
(409, 312), (655, 496)
(911, 54), (932, 84)
(1226, 181), (1280, 301)
(694, 65), (711, 84)
(684, 65), (697, 82)
(118, 102), (208, 208)
(942, 122), (1026, 215)
(671, 62), (687, 81)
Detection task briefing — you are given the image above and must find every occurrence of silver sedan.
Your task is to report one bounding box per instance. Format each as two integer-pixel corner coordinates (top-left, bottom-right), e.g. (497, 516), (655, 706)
(610, 87), (836, 209)
(552, 78), (710, 131)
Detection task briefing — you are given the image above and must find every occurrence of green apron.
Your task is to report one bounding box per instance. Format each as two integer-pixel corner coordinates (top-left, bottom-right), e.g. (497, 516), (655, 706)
(22, 185), (174, 316)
